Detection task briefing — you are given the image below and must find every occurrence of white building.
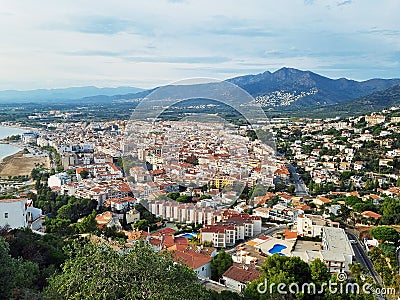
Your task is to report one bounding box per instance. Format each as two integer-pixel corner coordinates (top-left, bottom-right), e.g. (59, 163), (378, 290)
(200, 213), (262, 248)
(292, 226), (354, 274)
(321, 227), (354, 273)
(295, 214), (326, 238)
(48, 172), (71, 188)
(0, 198), (43, 230)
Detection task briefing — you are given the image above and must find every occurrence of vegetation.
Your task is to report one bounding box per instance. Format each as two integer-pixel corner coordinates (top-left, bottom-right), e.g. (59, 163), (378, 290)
(43, 240), (209, 300)
(370, 226), (399, 243)
(244, 255), (374, 300)
(211, 250), (233, 281)
(0, 237), (39, 299)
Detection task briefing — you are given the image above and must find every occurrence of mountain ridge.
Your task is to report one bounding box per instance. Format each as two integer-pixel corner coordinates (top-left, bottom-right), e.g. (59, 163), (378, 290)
(0, 86), (144, 103)
(1, 68), (400, 113)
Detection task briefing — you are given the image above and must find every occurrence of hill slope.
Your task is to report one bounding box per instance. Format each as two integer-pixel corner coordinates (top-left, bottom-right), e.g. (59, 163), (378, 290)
(0, 86), (144, 103)
(227, 67), (400, 108)
(308, 84), (400, 117)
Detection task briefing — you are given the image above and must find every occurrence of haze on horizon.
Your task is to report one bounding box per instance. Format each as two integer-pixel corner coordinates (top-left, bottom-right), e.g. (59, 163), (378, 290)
(0, 0), (399, 91)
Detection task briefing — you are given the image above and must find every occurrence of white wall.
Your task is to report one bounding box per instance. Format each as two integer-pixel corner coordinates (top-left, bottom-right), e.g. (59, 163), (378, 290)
(0, 199), (27, 229)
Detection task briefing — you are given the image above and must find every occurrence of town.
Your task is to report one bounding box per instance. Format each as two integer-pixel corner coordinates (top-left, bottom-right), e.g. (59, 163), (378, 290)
(1, 104), (400, 299)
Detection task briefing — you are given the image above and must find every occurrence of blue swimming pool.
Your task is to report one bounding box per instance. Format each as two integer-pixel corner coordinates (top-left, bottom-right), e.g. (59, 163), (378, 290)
(177, 233), (197, 239)
(268, 244), (287, 255)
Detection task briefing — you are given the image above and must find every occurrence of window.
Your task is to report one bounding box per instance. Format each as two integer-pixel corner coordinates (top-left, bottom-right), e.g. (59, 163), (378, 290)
(4, 213), (8, 218)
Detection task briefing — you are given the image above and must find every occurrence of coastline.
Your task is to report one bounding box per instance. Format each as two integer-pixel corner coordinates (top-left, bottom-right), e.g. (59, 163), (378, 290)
(0, 149), (24, 165)
(0, 122), (37, 133)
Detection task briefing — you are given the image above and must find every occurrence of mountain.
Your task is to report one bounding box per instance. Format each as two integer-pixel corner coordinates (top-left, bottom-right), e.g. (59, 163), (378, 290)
(1, 68), (399, 112)
(227, 67), (400, 108)
(308, 84), (400, 117)
(0, 86), (144, 103)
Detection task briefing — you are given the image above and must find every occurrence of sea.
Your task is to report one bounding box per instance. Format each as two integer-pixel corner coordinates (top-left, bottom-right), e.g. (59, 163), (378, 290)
(0, 126), (26, 162)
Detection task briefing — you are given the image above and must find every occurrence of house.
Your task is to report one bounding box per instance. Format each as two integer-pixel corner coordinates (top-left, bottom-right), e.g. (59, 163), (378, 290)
(361, 211), (382, 221)
(174, 249), (212, 278)
(0, 198), (43, 230)
(313, 197), (331, 207)
(95, 211), (121, 229)
(295, 214), (326, 238)
(108, 197), (137, 212)
(48, 172), (71, 188)
(222, 265), (262, 293)
(125, 209), (140, 224)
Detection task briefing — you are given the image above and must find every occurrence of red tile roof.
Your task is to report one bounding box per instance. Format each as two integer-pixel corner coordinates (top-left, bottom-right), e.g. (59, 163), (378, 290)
(361, 211), (382, 220)
(174, 249), (211, 269)
(222, 265), (262, 283)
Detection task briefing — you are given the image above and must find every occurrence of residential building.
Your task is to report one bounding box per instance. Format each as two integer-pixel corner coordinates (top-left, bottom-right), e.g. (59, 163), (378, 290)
(222, 265), (262, 293)
(0, 198), (43, 230)
(48, 172), (71, 188)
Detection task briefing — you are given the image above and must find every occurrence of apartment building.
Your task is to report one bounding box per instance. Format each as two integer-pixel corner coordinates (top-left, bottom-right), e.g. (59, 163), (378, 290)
(200, 213), (261, 248)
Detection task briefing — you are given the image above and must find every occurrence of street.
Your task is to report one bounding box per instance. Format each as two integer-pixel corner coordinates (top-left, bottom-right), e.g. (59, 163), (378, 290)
(347, 232), (381, 284)
(287, 163), (308, 196)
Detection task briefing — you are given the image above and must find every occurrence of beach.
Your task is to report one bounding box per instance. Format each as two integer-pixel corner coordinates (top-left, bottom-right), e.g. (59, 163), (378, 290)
(0, 150), (50, 178)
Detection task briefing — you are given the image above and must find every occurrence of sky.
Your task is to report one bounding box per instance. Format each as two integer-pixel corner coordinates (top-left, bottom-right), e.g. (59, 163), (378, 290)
(0, 0), (399, 90)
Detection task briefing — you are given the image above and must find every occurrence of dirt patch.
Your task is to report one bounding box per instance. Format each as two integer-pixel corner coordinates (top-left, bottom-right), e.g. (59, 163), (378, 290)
(355, 225), (375, 240)
(0, 151), (50, 177)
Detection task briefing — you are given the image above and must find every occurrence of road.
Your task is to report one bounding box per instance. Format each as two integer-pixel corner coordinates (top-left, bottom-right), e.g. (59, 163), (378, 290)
(346, 232), (387, 300)
(287, 164), (308, 196)
(346, 232), (382, 284)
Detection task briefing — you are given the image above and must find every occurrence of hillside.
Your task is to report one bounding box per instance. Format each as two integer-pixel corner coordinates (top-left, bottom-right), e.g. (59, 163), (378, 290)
(307, 84), (400, 117)
(0, 86), (144, 103)
(227, 67), (400, 108)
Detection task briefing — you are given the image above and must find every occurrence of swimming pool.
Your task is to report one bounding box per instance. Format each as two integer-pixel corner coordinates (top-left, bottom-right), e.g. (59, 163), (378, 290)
(268, 244), (287, 255)
(176, 232), (198, 239)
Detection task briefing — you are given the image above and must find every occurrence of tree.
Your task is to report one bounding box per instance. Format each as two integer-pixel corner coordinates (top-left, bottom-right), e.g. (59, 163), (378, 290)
(0, 237), (39, 299)
(211, 250), (233, 281)
(79, 169), (89, 179)
(134, 219), (149, 231)
(43, 240), (209, 300)
(310, 258), (330, 284)
(75, 210), (98, 233)
(371, 226), (400, 244)
(287, 184), (296, 194)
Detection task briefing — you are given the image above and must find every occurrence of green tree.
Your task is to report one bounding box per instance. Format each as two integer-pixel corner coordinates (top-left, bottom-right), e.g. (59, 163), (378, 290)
(0, 237), (39, 299)
(75, 210), (98, 233)
(211, 250), (233, 281)
(310, 258), (330, 284)
(371, 226), (400, 244)
(79, 169), (89, 179)
(43, 241), (209, 300)
(134, 219), (149, 231)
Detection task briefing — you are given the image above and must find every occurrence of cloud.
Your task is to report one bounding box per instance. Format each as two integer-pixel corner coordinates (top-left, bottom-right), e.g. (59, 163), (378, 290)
(123, 56), (231, 64)
(0, 0), (399, 90)
(337, 0), (352, 6)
